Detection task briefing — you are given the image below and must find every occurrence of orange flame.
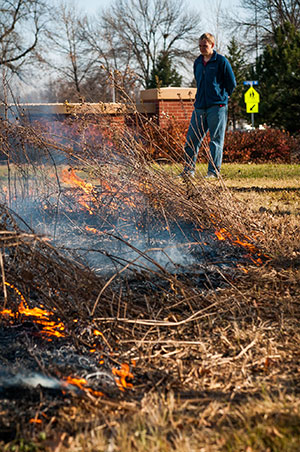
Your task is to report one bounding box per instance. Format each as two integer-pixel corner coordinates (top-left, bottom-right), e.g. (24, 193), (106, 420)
(29, 418), (42, 424)
(0, 282), (65, 338)
(214, 227), (267, 266)
(64, 376), (104, 397)
(61, 168), (96, 214)
(65, 376), (87, 390)
(1, 282), (133, 396)
(60, 168), (139, 218)
(215, 228), (228, 241)
(85, 226), (103, 235)
(93, 328), (104, 337)
(61, 168), (94, 194)
(112, 363), (133, 391)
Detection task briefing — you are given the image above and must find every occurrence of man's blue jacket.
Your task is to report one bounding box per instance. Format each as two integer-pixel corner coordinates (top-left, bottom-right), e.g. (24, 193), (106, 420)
(193, 50), (236, 109)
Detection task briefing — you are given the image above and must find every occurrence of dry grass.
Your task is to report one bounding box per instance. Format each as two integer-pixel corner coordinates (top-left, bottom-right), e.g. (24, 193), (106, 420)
(0, 116), (299, 452)
(221, 164), (300, 217)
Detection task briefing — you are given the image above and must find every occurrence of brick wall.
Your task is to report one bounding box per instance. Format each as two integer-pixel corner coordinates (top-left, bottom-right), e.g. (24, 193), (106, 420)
(157, 99), (195, 126)
(138, 87), (196, 127)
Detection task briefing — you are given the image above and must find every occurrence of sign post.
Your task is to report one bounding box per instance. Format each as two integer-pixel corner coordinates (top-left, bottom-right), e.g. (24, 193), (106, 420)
(243, 81), (260, 128)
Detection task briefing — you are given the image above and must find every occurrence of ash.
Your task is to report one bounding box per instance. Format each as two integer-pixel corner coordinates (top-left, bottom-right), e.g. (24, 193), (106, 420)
(0, 325), (119, 396)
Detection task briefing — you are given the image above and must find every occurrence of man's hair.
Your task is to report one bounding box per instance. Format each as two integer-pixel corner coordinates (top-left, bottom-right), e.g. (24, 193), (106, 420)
(199, 33), (215, 44)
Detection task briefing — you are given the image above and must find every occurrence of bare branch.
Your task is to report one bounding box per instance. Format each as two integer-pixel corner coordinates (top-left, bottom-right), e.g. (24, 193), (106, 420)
(0, 0), (47, 71)
(99, 0), (202, 87)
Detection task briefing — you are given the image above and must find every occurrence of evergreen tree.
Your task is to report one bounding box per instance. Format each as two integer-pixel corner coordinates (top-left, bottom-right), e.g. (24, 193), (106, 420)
(250, 22), (300, 133)
(148, 51), (182, 88)
(226, 38), (248, 129)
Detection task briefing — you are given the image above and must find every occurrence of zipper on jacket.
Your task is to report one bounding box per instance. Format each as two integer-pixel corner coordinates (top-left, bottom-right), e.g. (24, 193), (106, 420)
(203, 64), (207, 108)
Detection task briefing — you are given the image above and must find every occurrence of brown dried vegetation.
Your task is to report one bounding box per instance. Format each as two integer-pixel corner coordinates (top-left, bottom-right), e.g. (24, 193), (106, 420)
(0, 115), (299, 451)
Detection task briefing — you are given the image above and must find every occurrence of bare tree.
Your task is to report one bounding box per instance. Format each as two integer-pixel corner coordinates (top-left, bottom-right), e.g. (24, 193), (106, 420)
(42, 1), (99, 101)
(78, 14), (140, 101)
(97, 0), (202, 88)
(231, 0), (300, 54)
(0, 0), (47, 73)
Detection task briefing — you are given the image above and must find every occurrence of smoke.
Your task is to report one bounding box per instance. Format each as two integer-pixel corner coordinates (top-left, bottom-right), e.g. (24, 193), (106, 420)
(0, 176), (194, 274)
(0, 159), (247, 280)
(0, 116), (253, 280)
(1, 371), (62, 391)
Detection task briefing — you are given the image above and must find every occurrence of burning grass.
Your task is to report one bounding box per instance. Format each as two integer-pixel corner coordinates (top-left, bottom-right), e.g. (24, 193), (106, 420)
(0, 115), (299, 451)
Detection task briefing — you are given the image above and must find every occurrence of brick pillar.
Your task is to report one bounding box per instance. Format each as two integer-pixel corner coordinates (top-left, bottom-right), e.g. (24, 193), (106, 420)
(138, 87), (196, 127)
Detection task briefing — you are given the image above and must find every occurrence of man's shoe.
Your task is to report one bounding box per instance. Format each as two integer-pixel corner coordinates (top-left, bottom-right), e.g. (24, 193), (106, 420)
(178, 170), (195, 178)
(204, 172), (218, 179)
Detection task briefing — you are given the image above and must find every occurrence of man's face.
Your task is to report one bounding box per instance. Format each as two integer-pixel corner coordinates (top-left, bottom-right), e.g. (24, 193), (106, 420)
(199, 39), (214, 57)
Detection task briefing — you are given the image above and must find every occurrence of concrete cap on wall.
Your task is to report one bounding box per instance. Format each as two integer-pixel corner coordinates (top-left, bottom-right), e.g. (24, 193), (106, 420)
(136, 102), (157, 114)
(0, 102), (129, 118)
(140, 87), (196, 101)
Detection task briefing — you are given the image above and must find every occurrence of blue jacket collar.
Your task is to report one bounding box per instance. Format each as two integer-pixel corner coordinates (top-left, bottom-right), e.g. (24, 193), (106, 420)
(201, 50), (217, 64)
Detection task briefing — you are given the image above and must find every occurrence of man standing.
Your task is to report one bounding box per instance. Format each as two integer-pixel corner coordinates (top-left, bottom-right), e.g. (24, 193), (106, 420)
(182, 33), (236, 178)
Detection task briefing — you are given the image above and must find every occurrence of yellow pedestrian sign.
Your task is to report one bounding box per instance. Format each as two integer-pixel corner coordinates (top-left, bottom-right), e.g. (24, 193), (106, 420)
(246, 102), (259, 113)
(244, 86), (260, 113)
(244, 86), (260, 103)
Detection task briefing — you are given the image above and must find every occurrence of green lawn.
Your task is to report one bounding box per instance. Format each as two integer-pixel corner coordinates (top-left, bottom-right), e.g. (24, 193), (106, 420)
(221, 162), (300, 179)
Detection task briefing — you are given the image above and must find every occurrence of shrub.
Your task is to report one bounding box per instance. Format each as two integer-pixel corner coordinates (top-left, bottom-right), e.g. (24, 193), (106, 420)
(29, 116), (299, 164)
(139, 119), (297, 164)
(223, 128), (296, 163)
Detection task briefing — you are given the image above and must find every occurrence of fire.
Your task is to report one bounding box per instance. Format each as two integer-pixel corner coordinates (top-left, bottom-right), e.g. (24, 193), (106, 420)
(61, 168), (95, 194)
(215, 228), (227, 241)
(60, 168), (140, 219)
(65, 376), (88, 390)
(214, 227), (267, 266)
(64, 376), (104, 397)
(0, 282), (65, 338)
(61, 168), (96, 215)
(93, 328), (104, 337)
(112, 363), (133, 391)
(1, 282), (133, 396)
(85, 225), (103, 235)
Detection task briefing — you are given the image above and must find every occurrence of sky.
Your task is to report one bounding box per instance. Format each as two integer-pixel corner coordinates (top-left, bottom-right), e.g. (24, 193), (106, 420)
(75, 0), (238, 15)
